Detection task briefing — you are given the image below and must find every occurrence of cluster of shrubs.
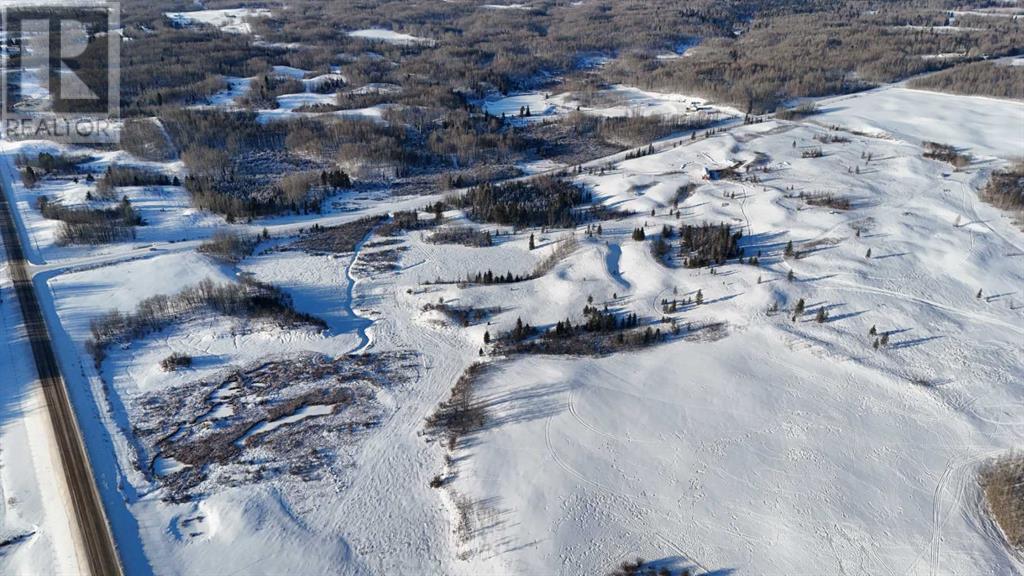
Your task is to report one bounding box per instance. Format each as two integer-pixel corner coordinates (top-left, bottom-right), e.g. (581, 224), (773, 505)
(802, 192), (852, 210)
(197, 230), (259, 263)
(981, 163), (1023, 215)
(378, 210), (437, 237)
(85, 277), (326, 367)
(427, 226), (493, 247)
(290, 216), (384, 253)
(96, 166), (176, 199)
(160, 353), (193, 372)
(422, 302), (502, 327)
(609, 558), (693, 576)
(19, 153), (92, 187)
(980, 454), (1024, 551)
(923, 141), (971, 169)
(20, 152), (90, 174)
(37, 195), (142, 245)
(777, 102), (820, 121)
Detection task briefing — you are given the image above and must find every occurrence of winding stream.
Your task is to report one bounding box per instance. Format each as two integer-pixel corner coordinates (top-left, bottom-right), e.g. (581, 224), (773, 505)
(341, 224), (380, 354)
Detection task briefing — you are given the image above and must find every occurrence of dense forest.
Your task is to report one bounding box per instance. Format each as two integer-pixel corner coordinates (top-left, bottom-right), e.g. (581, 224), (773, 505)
(17, 0), (1018, 224)
(454, 177), (590, 228)
(111, 0), (1024, 116)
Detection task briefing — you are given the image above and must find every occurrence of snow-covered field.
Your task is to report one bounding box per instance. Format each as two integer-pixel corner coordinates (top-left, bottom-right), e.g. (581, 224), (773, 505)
(814, 86), (1024, 160)
(164, 9), (271, 35)
(482, 85), (742, 122)
(1, 80), (1022, 575)
(0, 140), (220, 264)
(449, 118), (1024, 571)
(198, 65), (390, 125)
(348, 28), (432, 45)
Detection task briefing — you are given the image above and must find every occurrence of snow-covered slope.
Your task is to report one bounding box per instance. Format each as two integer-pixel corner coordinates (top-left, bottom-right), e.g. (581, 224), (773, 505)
(1, 83), (1021, 574)
(435, 95), (1024, 574)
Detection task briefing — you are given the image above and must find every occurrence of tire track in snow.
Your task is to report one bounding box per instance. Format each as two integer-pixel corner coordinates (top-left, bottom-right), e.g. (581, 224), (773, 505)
(819, 279), (1024, 336)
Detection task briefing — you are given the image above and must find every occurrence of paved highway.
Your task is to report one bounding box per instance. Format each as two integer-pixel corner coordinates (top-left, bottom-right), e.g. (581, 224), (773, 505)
(0, 168), (123, 576)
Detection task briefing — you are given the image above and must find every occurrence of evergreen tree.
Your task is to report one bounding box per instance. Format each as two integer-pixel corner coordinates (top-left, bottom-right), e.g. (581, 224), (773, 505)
(695, 289), (704, 305)
(529, 233), (535, 250)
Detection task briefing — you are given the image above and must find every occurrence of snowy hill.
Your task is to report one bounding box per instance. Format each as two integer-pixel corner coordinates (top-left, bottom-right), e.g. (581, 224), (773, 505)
(1, 82), (1022, 575)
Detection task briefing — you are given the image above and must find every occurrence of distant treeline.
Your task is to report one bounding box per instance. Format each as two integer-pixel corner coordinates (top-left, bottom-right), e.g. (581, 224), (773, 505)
(909, 61), (1024, 100)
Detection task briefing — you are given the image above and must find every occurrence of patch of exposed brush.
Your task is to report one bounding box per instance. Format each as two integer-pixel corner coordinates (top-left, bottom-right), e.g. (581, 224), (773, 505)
(357, 244), (408, 273)
(423, 302), (503, 327)
(378, 209), (440, 237)
(776, 101), (820, 121)
(981, 163), (1023, 226)
(980, 454), (1024, 552)
(289, 216), (384, 253)
(160, 352), (193, 372)
(801, 191), (852, 210)
(96, 165), (176, 199)
(198, 230), (258, 263)
(37, 195), (143, 245)
(923, 141), (971, 169)
(427, 226), (493, 247)
(608, 557), (697, 576)
(136, 352), (410, 501)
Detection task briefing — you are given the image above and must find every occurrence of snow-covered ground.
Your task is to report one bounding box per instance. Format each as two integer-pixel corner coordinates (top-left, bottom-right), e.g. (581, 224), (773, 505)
(481, 85), (742, 122)
(164, 8), (271, 35)
(814, 86), (1024, 160)
(348, 29), (432, 45)
(0, 139), (221, 264)
(1, 81), (1022, 575)
(436, 91), (1024, 574)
